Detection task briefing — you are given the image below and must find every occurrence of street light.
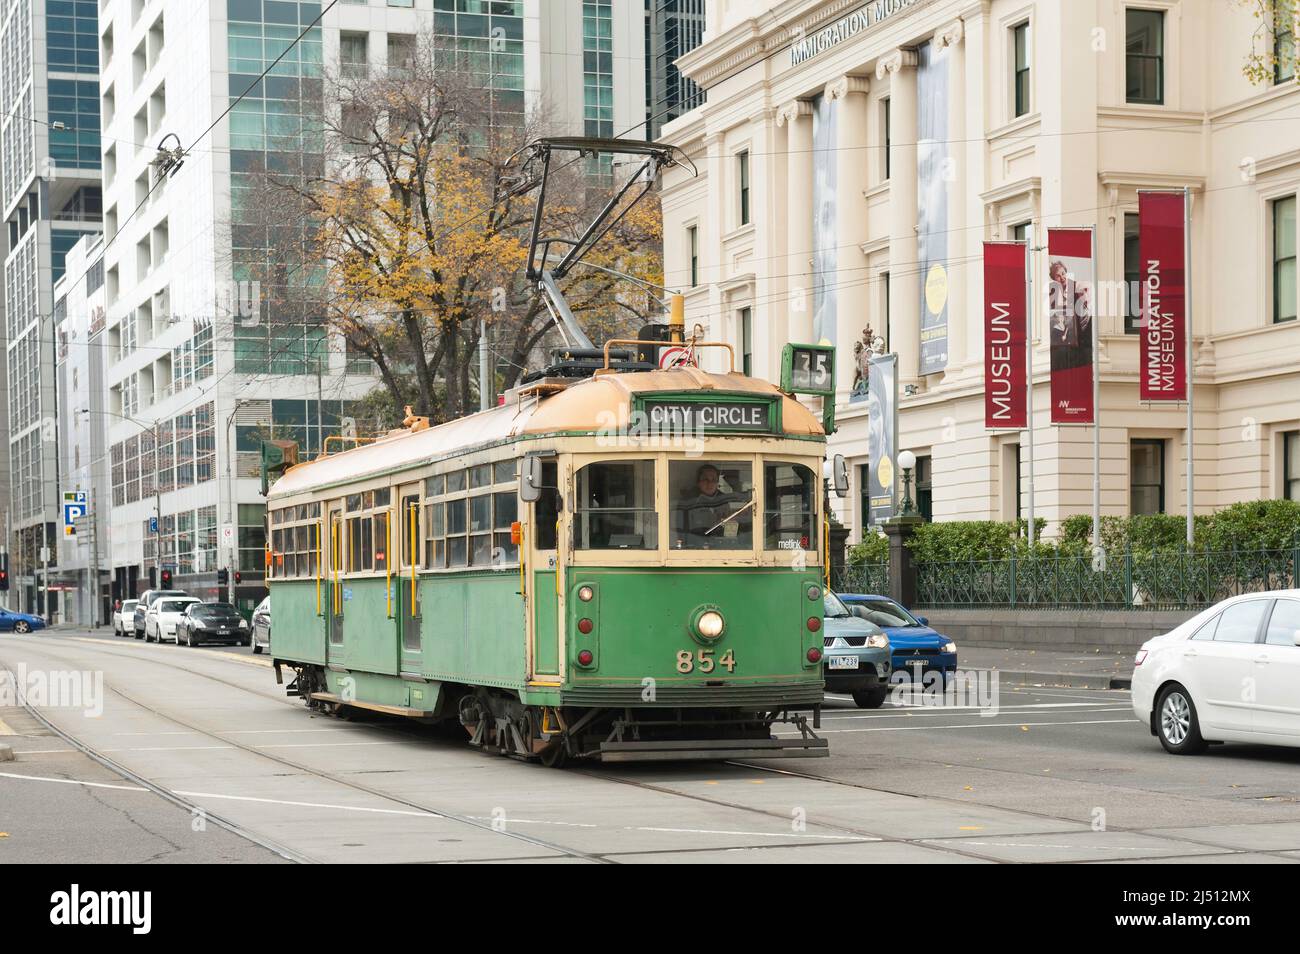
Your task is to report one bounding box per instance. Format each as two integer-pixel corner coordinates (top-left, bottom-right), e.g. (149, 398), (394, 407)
(897, 449), (917, 518)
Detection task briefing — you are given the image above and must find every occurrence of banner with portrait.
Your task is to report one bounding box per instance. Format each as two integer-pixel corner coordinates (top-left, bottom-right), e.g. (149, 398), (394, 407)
(811, 92), (837, 347)
(867, 353), (898, 525)
(1046, 228), (1095, 425)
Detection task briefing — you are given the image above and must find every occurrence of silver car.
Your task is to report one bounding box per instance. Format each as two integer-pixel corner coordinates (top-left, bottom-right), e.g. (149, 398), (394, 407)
(822, 592), (892, 708)
(251, 596), (270, 655)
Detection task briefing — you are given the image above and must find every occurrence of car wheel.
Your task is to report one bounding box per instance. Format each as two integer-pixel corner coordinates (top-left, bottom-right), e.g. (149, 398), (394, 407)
(1157, 683), (1208, 755)
(14, 621), (31, 634)
(251, 639), (261, 655)
(852, 687), (887, 709)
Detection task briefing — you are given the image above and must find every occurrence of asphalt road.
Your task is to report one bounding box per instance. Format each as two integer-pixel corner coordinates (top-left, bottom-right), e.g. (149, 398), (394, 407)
(2, 628), (1299, 864)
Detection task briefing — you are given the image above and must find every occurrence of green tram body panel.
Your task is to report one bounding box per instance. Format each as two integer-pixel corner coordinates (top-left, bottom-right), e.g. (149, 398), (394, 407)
(271, 564), (823, 710)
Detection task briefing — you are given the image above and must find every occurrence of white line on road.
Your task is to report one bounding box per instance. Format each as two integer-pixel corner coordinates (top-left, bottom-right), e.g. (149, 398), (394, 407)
(629, 826), (874, 841)
(785, 718), (1138, 734)
(170, 789), (445, 818)
(0, 770), (147, 792)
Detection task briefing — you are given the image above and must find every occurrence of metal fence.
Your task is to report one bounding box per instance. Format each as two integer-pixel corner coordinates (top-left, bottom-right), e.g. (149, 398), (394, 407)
(835, 545), (1300, 611)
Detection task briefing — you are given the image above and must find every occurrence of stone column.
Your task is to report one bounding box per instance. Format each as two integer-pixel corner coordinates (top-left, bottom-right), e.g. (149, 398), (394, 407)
(777, 100), (814, 345)
(826, 74), (871, 404)
(877, 48), (919, 387)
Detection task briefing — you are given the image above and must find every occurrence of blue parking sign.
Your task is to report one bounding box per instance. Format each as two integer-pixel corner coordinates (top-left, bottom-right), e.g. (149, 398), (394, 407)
(62, 490), (88, 537)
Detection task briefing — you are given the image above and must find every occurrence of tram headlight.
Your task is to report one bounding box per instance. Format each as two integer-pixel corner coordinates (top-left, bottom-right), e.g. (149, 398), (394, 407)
(577, 585), (594, 602)
(697, 610), (725, 639)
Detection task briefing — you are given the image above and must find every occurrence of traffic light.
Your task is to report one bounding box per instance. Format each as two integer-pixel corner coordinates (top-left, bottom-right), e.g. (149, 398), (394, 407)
(0, 551), (8, 590)
(148, 566), (157, 588)
(218, 568), (229, 586)
(234, 571), (243, 585)
(161, 568), (173, 588)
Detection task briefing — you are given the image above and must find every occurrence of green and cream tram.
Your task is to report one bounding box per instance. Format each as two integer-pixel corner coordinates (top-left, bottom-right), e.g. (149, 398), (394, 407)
(265, 347), (836, 763)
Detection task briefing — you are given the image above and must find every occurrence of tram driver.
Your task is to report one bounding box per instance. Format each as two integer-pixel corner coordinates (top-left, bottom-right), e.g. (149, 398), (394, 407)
(673, 462), (753, 549)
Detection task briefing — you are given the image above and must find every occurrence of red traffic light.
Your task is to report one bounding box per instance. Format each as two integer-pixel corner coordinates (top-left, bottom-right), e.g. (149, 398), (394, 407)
(234, 571), (242, 585)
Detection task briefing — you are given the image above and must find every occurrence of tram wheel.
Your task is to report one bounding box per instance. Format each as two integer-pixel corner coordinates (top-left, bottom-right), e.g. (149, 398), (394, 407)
(539, 742), (569, 769)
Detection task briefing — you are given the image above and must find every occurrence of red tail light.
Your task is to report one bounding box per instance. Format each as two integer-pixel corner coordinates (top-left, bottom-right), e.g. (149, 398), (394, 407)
(577, 649), (594, 666)
(577, 618), (593, 634)
(807, 617), (821, 632)
(807, 647), (822, 663)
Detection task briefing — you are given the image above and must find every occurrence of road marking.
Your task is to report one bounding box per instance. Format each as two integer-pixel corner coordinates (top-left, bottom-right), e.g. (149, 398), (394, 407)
(822, 703), (1130, 720)
(171, 789), (444, 818)
(630, 826), (873, 841)
(255, 741), (409, 749)
(785, 718), (1138, 734)
(0, 770), (147, 792)
(8, 748), (76, 754)
(102, 745), (234, 752)
(0, 717), (16, 736)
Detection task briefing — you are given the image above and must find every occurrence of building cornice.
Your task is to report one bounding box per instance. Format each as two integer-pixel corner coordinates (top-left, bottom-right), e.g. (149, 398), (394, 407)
(1098, 171), (1207, 192)
(678, 0), (939, 91)
(979, 175), (1042, 206)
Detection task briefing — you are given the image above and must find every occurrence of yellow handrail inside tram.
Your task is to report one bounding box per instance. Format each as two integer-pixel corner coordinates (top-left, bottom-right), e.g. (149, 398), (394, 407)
(332, 518), (341, 615)
(385, 507), (393, 619)
(315, 519), (322, 616)
(408, 502), (417, 610)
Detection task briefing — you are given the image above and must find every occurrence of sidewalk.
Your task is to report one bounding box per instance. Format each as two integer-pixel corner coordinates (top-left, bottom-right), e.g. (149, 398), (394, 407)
(957, 646), (1136, 690)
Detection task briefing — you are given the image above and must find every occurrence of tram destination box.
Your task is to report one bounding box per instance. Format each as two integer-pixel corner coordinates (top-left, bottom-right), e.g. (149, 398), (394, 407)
(640, 396), (775, 433)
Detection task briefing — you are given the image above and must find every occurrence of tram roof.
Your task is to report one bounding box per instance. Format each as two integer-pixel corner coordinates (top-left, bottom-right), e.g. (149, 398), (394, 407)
(268, 367), (823, 499)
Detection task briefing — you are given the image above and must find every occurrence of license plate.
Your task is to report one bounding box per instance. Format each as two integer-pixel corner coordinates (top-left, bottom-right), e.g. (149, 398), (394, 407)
(219, 629), (231, 635)
(828, 655), (858, 670)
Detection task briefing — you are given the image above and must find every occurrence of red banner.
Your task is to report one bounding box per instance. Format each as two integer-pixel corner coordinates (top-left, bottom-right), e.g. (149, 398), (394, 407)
(1139, 191), (1188, 401)
(983, 242), (1027, 429)
(1046, 228), (1095, 424)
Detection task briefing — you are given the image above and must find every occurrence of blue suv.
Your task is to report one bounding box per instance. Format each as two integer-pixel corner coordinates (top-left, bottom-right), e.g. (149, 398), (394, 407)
(837, 594), (957, 684)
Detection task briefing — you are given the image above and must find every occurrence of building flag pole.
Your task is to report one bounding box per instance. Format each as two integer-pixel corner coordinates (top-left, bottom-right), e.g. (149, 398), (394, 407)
(1091, 224), (1102, 568)
(1025, 232), (1036, 548)
(1184, 186), (1194, 547)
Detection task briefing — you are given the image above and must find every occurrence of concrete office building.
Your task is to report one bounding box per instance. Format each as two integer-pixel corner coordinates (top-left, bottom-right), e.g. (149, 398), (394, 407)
(660, 0), (1300, 541)
(1, 0), (103, 615)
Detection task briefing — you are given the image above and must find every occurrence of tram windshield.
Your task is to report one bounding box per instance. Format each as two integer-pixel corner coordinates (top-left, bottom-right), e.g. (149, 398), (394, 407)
(670, 461), (753, 550)
(574, 460), (658, 550)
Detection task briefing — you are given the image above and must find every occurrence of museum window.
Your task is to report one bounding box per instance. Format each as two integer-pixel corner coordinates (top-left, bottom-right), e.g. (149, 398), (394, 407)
(915, 454), (932, 522)
(1130, 439), (1166, 515)
(1273, 194), (1296, 324)
(1124, 212), (1142, 333)
(1285, 431), (1300, 500)
(737, 149), (750, 226)
(1012, 22), (1030, 117)
(740, 306), (752, 376)
(881, 97), (890, 180)
(688, 225), (698, 287)
(1276, 0), (1295, 83)
(1126, 8), (1164, 105)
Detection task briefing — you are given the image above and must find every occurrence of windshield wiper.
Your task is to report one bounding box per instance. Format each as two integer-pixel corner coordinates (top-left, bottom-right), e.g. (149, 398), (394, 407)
(704, 497), (755, 535)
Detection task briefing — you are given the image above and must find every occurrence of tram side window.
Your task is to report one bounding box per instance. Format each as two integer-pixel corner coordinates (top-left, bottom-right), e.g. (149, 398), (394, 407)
(495, 491), (518, 562)
(423, 499), (445, 568)
(374, 510), (390, 573)
(400, 494), (420, 567)
(764, 462), (818, 551)
(669, 460), (753, 550)
(348, 514), (373, 572)
(574, 460), (658, 550)
(422, 463), (520, 569)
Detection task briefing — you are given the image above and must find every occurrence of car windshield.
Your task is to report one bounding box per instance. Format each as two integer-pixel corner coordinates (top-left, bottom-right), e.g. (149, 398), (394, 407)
(122, 602), (138, 611)
(195, 603), (238, 616)
(848, 598), (919, 628)
(159, 600), (195, 613)
(824, 593), (852, 618)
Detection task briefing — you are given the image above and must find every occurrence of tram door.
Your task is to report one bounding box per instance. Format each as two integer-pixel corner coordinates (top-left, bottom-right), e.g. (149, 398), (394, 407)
(327, 505), (344, 659)
(396, 483), (422, 673)
(527, 459), (562, 681)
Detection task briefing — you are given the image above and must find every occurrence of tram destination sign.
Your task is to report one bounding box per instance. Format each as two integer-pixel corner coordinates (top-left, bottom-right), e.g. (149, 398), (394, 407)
(641, 398), (773, 433)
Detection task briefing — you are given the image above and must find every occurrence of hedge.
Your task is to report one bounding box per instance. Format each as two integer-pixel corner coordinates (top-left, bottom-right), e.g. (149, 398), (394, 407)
(847, 500), (1300, 565)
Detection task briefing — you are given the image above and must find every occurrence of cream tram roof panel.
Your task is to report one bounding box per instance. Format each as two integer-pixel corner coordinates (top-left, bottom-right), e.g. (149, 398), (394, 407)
(268, 368), (824, 499)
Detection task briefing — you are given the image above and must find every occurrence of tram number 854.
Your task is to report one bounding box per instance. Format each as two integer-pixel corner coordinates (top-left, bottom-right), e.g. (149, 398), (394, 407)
(676, 649), (737, 674)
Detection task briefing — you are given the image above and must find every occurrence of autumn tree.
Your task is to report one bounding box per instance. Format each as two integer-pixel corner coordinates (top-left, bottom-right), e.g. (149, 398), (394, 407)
(243, 29), (663, 426)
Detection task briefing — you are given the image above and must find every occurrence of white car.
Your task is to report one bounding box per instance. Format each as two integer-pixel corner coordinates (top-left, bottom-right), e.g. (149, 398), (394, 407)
(1132, 590), (1300, 754)
(145, 597), (202, 644)
(114, 599), (139, 636)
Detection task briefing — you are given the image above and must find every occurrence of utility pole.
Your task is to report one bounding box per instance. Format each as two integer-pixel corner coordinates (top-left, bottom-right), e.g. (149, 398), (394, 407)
(89, 485), (101, 627)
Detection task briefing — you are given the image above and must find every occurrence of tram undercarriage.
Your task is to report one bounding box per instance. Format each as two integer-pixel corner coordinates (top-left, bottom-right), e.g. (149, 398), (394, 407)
(281, 664), (827, 765)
